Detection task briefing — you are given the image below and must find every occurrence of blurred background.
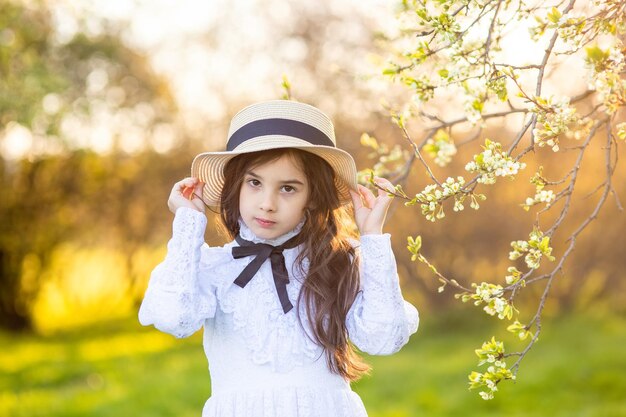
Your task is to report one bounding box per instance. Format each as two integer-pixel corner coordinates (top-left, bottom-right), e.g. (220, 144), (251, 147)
(1, 0), (625, 416)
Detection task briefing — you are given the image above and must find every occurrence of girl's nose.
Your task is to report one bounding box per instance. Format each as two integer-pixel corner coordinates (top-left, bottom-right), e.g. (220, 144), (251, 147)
(259, 191), (277, 212)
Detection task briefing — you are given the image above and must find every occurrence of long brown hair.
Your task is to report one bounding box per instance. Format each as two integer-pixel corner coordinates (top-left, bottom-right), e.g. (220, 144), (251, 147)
(219, 148), (371, 381)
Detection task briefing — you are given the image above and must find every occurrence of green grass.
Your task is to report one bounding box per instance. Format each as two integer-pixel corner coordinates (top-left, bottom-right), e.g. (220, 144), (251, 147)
(2, 311), (625, 417)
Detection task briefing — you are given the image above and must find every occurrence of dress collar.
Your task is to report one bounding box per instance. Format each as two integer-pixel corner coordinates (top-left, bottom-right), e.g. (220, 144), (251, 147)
(238, 218), (304, 246)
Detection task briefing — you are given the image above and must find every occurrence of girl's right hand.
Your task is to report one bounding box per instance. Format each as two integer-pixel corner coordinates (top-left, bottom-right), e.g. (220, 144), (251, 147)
(349, 177), (394, 235)
(167, 177), (206, 214)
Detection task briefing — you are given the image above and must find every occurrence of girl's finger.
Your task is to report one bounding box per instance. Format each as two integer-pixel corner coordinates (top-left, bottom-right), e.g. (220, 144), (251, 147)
(181, 185), (195, 199)
(193, 181), (205, 195)
(373, 177), (394, 195)
(176, 177), (198, 189)
(350, 189), (364, 210)
(176, 178), (200, 198)
(357, 184), (377, 208)
(372, 194), (393, 215)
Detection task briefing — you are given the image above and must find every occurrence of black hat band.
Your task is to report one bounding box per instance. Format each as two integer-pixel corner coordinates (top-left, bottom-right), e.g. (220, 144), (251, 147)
(227, 118), (334, 151)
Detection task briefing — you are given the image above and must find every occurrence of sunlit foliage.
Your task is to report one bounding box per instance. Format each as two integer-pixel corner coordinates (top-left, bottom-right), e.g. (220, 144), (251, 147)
(363, 0), (625, 399)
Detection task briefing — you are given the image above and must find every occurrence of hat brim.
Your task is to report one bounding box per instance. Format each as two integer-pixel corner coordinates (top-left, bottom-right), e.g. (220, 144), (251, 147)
(191, 136), (357, 207)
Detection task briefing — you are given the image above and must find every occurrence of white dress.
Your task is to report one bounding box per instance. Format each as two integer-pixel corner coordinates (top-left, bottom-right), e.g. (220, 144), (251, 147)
(139, 207), (419, 417)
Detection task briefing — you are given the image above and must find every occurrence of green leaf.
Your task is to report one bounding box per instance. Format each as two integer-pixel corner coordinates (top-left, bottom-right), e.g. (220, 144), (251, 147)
(407, 235), (422, 256)
(539, 236), (551, 252)
(472, 99), (484, 113)
(547, 7), (562, 24)
(415, 8), (430, 22)
(585, 45), (610, 66)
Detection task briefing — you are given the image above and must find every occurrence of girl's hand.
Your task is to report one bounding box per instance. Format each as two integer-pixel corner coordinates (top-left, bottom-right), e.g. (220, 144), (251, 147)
(167, 177), (206, 214)
(349, 177), (394, 235)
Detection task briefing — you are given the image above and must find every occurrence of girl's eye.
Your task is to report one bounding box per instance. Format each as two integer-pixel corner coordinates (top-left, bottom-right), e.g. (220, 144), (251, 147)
(247, 179), (261, 187)
(281, 185), (296, 193)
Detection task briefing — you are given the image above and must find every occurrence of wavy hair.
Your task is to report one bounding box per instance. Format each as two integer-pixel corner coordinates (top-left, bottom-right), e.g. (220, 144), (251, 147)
(218, 148), (371, 381)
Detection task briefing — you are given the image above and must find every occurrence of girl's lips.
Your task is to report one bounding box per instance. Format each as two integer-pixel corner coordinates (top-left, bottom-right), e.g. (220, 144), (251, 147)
(255, 218), (276, 228)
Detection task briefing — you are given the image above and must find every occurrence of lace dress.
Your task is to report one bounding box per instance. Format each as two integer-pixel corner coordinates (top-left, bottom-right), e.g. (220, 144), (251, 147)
(139, 207), (419, 417)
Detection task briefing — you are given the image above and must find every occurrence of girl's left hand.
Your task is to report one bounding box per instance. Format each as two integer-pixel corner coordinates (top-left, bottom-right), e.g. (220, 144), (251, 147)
(349, 177), (394, 235)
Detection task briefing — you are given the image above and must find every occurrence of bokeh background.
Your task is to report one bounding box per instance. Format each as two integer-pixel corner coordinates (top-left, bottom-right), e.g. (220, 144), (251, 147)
(1, 0), (625, 416)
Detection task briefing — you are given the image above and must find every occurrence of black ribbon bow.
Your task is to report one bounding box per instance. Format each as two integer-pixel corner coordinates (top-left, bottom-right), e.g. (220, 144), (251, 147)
(231, 234), (301, 313)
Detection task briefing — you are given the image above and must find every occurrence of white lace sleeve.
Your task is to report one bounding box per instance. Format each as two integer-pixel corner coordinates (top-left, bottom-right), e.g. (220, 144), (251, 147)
(138, 207), (217, 338)
(346, 234), (419, 355)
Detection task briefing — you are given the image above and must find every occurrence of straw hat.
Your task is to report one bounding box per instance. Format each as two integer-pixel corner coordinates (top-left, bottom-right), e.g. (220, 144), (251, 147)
(191, 100), (357, 206)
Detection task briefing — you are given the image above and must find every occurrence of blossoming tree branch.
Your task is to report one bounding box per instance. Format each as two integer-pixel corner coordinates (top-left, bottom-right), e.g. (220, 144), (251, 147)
(360, 0), (625, 400)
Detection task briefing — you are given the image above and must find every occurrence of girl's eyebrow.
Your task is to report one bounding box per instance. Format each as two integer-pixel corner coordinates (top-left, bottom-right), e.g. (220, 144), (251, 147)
(281, 179), (305, 186)
(245, 170), (305, 185)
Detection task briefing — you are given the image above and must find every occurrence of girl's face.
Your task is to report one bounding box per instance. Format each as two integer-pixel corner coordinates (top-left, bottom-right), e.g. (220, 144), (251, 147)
(239, 154), (309, 240)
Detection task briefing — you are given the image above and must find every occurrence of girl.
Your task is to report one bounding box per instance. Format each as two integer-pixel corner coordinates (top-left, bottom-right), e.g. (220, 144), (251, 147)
(139, 100), (419, 417)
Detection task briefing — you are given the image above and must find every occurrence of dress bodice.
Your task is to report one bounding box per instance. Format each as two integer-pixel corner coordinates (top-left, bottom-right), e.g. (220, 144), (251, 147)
(138, 207), (419, 417)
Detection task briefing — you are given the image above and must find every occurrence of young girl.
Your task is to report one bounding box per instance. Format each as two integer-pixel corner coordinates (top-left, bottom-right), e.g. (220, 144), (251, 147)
(139, 100), (419, 417)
